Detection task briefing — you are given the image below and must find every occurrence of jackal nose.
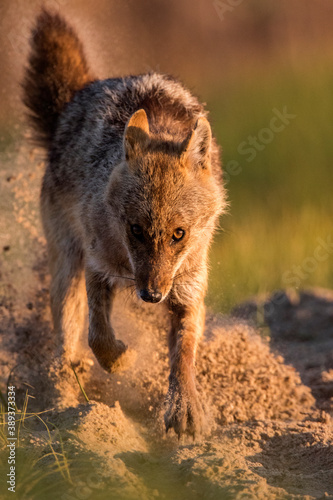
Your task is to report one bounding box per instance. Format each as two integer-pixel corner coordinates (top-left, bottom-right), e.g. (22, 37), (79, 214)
(140, 289), (162, 303)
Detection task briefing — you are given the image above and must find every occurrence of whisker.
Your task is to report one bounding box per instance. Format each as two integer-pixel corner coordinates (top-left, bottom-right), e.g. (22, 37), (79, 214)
(129, 286), (137, 301)
(122, 283), (136, 291)
(122, 283), (137, 304)
(108, 274), (135, 281)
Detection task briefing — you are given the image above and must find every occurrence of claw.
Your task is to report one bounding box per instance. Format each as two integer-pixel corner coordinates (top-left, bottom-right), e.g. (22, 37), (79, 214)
(164, 379), (206, 440)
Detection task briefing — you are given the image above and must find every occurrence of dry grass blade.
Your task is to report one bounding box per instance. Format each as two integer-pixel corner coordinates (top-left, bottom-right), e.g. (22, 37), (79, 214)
(71, 362), (90, 403)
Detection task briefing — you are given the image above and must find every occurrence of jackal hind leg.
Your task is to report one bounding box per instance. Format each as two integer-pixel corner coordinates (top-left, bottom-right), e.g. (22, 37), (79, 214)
(47, 234), (88, 405)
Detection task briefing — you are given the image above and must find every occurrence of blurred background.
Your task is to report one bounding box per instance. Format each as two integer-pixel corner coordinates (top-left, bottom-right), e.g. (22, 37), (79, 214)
(1, 0), (333, 312)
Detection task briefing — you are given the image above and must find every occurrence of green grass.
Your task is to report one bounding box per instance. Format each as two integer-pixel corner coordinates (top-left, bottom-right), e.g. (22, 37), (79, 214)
(206, 60), (333, 312)
(0, 388), (74, 500)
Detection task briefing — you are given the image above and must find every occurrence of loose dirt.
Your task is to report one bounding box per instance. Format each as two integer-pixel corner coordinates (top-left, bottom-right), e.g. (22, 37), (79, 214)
(0, 141), (332, 499)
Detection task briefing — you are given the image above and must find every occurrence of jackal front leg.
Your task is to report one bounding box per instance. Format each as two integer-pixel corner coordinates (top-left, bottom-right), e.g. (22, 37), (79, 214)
(86, 268), (134, 373)
(164, 299), (207, 438)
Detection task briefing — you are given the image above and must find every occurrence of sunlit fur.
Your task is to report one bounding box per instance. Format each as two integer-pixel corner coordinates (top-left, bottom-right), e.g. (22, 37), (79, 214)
(23, 9), (227, 437)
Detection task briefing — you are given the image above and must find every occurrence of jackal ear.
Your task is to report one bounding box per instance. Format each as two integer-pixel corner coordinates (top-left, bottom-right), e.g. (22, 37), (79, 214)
(181, 117), (212, 172)
(124, 109), (150, 161)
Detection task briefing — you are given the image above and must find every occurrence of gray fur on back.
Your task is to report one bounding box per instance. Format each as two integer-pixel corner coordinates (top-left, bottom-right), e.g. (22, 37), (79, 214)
(48, 73), (216, 195)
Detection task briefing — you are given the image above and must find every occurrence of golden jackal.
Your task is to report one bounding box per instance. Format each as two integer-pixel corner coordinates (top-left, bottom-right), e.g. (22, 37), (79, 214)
(23, 9), (226, 437)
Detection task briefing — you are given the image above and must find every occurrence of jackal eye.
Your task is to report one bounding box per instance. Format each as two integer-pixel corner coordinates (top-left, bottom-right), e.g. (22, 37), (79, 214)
(131, 224), (143, 239)
(172, 228), (185, 242)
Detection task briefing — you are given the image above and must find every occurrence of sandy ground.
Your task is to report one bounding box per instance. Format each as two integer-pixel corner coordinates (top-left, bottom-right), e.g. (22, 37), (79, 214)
(0, 140), (332, 499)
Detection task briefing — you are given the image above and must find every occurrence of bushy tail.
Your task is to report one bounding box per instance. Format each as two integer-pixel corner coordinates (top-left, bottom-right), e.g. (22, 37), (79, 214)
(22, 9), (94, 147)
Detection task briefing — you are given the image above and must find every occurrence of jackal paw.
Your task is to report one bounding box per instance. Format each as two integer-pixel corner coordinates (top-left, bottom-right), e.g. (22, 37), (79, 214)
(164, 377), (207, 439)
(90, 338), (136, 373)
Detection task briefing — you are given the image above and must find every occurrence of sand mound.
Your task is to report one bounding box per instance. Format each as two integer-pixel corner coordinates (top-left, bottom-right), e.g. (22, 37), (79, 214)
(49, 401), (147, 455)
(197, 321), (314, 424)
(233, 288), (333, 414)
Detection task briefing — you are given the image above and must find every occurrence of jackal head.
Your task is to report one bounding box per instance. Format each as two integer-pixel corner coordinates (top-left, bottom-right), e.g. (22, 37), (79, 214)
(107, 109), (224, 303)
